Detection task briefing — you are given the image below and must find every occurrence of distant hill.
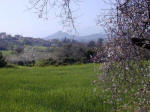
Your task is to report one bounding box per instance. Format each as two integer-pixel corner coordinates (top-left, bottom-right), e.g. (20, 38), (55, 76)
(0, 31), (107, 51)
(44, 31), (106, 42)
(45, 31), (72, 40)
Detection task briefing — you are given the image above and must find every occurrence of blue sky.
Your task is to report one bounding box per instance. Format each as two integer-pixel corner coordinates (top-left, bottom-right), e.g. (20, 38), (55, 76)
(0, 0), (111, 38)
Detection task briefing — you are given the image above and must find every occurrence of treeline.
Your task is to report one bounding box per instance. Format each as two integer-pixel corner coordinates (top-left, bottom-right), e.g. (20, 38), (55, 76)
(37, 39), (103, 66)
(0, 33), (51, 51)
(0, 33), (104, 67)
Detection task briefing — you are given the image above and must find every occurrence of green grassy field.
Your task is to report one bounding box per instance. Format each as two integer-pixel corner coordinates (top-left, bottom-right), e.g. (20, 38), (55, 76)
(0, 64), (111, 112)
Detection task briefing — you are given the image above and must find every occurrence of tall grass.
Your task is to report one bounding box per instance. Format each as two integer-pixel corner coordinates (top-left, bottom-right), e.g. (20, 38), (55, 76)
(0, 64), (112, 112)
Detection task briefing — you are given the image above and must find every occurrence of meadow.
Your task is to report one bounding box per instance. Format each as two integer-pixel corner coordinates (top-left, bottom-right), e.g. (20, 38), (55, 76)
(0, 64), (112, 112)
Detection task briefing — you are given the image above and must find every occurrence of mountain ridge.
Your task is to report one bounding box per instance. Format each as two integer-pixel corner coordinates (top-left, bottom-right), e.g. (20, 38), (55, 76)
(44, 31), (106, 42)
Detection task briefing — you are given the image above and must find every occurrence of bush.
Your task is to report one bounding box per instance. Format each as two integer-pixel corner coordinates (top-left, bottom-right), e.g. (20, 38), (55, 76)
(36, 58), (57, 67)
(15, 46), (24, 54)
(37, 57), (80, 66)
(0, 52), (7, 67)
(59, 57), (76, 65)
(17, 61), (24, 66)
(17, 60), (35, 66)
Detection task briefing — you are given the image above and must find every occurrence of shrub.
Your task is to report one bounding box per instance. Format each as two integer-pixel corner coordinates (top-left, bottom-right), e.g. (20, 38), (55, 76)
(36, 58), (57, 67)
(59, 57), (76, 65)
(15, 46), (24, 54)
(0, 52), (7, 67)
(17, 61), (24, 66)
(17, 60), (35, 66)
(37, 57), (82, 66)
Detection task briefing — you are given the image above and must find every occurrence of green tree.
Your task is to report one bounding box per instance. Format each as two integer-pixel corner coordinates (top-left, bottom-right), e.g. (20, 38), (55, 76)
(87, 41), (96, 48)
(0, 52), (7, 67)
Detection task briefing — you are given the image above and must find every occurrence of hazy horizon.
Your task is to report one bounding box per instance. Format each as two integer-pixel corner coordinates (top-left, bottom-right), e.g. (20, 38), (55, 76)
(0, 0), (111, 38)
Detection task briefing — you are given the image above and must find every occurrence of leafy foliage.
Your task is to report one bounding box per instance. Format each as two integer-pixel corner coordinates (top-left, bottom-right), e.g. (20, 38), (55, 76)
(0, 52), (7, 67)
(0, 32), (104, 66)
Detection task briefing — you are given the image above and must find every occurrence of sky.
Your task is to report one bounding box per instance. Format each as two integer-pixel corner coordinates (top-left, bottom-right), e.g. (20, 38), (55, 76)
(0, 0), (111, 38)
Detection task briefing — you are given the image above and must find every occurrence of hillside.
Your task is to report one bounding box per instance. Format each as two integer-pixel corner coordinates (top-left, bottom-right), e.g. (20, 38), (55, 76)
(0, 32), (105, 66)
(0, 33), (51, 50)
(0, 32), (106, 50)
(44, 31), (106, 42)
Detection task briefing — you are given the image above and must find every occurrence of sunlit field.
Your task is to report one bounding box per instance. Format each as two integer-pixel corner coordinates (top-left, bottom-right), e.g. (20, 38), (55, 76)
(0, 64), (112, 112)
